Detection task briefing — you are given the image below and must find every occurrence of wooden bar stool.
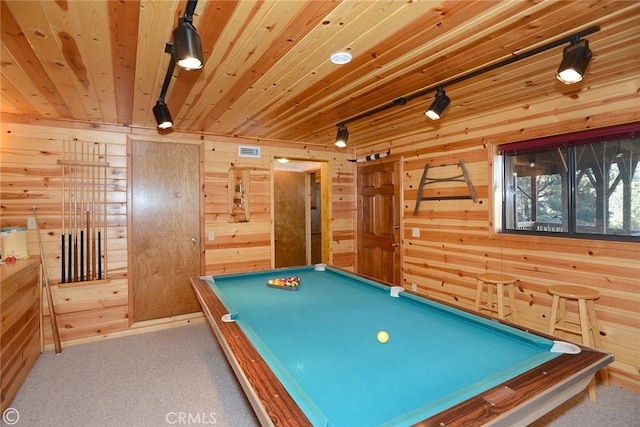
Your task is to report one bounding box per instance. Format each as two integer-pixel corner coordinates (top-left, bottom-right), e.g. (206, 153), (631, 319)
(475, 273), (518, 322)
(547, 284), (609, 401)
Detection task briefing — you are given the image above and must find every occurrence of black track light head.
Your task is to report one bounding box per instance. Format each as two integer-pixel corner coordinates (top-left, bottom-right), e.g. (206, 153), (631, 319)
(335, 125), (349, 148)
(556, 38), (592, 84)
(425, 87), (450, 120)
(174, 17), (204, 71)
(153, 101), (173, 129)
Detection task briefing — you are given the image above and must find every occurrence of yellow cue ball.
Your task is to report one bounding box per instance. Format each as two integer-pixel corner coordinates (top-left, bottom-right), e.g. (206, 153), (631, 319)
(376, 330), (389, 344)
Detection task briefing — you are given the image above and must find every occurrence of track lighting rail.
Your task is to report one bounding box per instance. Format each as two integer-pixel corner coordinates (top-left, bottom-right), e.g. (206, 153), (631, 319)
(153, 0), (203, 129)
(336, 25), (600, 130)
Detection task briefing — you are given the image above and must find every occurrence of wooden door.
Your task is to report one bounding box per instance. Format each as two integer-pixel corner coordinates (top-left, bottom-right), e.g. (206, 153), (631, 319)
(357, 161), (401, 285)
(274, 170), (306, 268)
(130, 140), (202, 322)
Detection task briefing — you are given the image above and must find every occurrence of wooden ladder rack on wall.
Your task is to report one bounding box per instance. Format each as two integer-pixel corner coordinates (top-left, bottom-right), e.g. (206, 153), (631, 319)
(413, 160), (477, 215)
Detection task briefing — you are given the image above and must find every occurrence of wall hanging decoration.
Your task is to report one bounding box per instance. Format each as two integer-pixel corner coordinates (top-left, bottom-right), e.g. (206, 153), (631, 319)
(413, 160), (477, 215)
(228, 168), (250, 223)
(348, 150), (391, 163)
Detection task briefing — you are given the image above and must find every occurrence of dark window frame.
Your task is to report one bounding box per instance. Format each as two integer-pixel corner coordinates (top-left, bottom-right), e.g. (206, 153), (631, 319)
(499, 123), (640, 242)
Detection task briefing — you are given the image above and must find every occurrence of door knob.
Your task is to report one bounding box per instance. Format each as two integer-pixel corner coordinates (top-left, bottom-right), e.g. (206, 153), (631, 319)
(191, 237), (200, 244)
(391, 242), (400, 247)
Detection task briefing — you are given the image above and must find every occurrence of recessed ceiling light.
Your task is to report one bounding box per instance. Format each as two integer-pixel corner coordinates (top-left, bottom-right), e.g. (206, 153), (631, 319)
(330, 52), (352, 65)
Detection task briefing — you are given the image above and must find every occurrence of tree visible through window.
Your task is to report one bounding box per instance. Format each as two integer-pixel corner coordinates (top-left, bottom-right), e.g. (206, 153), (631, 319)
(500, 123), (640, 241)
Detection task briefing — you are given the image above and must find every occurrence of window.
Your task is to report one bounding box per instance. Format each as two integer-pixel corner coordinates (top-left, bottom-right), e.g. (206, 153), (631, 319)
(500, 123), (640, 241)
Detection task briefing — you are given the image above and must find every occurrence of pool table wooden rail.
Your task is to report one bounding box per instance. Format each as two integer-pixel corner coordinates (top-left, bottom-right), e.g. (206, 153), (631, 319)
(419, 350), (611, 426)
(191, 276), (312, 426)
(191, 275), (612, 427)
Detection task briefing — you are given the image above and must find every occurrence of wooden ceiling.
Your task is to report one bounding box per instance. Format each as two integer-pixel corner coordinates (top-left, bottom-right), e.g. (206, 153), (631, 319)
(2, 1), (639, 149)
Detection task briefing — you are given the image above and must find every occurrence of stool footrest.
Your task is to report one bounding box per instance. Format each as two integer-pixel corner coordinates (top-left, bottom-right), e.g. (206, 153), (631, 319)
(551, 325), (583, 335)
(551, 319), (595, 335)
(479, 304), (513, 316)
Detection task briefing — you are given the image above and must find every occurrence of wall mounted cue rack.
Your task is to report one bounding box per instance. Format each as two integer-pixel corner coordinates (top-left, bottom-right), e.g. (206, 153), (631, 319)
(57, 139), (110, 286)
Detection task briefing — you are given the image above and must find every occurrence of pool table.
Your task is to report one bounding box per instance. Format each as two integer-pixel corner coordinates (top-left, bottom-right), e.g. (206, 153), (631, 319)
(191, 266), (612, 426)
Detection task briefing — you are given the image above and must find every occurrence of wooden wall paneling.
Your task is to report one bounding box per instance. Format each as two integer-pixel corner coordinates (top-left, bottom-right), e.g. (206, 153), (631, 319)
(201, 137), (355, 275)
(42, 303), (129, 343)
(0, 121), (129, 350)
(203, 141), (272, 275)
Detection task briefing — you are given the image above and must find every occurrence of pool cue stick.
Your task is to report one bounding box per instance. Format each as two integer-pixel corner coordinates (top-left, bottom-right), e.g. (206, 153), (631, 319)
(67, 235), (71, 283)
(96, 144), (100, 278)
(80, 144), (84, 281)
(95, 144), (100, 279)
(101, 144), (107, 279)
(32, 206), (62, 354)
(61, 140), (66, 283)
(97, 144), (101, 279)
(80, 227), (84, 281)
(67, 141), (72, 282)
(97, 230), (102, 279)
(84, 144), (88, 281)
(87, 146), (96, 280)
(91, 144), (100, 279)
(73, 140), (78, 282)
(85, 209), (90, 280)
(61, 233), (66, 282)
(84, 144), (89, 280)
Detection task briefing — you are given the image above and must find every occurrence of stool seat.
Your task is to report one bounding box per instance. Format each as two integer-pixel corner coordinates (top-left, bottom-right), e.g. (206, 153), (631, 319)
(475, 273), (518, 321)
(477, 273), (517, 286)
(547, 284), (608, 402)
(547, 284), (600, 300)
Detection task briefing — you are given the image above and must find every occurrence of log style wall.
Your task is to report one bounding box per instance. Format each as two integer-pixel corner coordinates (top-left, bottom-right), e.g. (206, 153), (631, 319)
(352, 75), (640, 392)
(199, 136), (355, 276)
(0, 119), (355, 346)
(1, 122), (130, 345)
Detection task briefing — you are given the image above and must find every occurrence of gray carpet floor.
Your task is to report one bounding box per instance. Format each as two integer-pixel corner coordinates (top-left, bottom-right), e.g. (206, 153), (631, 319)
(4, 322), (639, 426)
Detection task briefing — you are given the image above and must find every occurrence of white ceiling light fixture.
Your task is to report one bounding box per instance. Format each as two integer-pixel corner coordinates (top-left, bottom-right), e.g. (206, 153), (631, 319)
(330, 52), (352, 65)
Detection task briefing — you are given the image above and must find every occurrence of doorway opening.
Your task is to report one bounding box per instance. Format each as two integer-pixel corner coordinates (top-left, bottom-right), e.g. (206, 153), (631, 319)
(273, 160), (328, 268)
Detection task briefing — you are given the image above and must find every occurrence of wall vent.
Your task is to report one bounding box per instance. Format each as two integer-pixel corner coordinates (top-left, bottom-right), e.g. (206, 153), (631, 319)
(238, 146), (261, 158)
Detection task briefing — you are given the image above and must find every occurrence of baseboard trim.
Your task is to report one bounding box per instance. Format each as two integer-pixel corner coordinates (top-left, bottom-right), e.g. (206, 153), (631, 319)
(43, 312), (206, 351)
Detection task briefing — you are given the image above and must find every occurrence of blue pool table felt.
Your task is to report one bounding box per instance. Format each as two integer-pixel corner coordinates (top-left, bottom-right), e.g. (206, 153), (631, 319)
(206, 266), (560, 426)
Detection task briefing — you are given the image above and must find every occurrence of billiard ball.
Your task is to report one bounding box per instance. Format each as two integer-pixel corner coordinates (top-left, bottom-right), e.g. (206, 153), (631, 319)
(377, 330), (389, 344)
